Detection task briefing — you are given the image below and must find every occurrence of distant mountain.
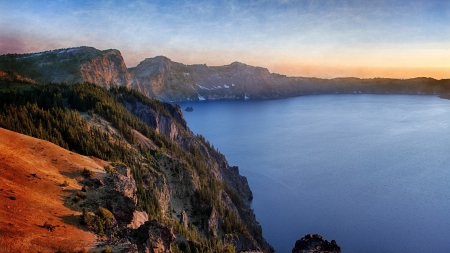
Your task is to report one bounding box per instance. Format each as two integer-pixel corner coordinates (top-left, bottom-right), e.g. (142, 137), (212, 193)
(1, 46), (449, 102)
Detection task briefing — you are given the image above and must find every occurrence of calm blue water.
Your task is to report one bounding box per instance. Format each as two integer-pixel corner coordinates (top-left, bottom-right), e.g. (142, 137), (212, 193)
(178, 95), (450, 253)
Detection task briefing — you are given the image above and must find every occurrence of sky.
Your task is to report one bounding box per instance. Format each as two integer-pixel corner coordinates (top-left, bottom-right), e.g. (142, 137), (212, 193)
(1, 0), (449, 79)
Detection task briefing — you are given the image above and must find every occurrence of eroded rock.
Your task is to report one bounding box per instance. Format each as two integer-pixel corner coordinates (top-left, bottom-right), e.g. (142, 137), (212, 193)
(135, 220), (175, 253)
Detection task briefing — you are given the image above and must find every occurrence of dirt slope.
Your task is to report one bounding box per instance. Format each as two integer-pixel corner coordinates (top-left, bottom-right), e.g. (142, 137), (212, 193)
(0, 127), (108, 252)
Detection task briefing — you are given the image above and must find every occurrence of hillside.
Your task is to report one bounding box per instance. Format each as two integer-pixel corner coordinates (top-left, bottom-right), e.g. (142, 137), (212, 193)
(0, 127), (102, 252)
(1, 47), (449, 102)
(0, 82), (273, 252)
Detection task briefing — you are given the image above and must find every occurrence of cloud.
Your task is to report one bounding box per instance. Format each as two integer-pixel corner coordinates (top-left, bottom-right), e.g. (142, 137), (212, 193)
(0, 0), (448, 78)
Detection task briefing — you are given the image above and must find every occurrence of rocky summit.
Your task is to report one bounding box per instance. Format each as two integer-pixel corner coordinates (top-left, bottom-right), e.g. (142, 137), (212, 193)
(1, 46), (450, 102)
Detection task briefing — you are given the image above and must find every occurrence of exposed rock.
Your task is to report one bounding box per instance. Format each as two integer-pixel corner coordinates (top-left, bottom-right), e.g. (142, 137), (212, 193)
(180, 210), (188, 230)
(220, 166), (253, 201)
(135, 220), (175, 253)
(224, 232), (261, 252)
(103, 166), (138, 224)
(292, 234), (341, 253)
(79, 49), (135, 89)
(207, 206), (219, 237)
(128, 211), (149, 230)
(82, 165), (138, 225)
(124, 101), (186, 144)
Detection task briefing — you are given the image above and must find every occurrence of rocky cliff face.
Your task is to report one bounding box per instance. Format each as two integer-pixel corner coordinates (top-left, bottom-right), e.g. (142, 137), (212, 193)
(120, 91), (270, 251)
(79, 49), (135, 89)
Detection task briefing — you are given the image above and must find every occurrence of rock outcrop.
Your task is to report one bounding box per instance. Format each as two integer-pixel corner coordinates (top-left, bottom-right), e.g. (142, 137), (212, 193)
(180, 210), (188, 230)
(122, 92), (272, 250)
(81, 165), (139, 225)
(79, 49), (135, 89)
(220, 166), (253, 201)
(292, 234), (341, 253)
(135, 220), (175, 253)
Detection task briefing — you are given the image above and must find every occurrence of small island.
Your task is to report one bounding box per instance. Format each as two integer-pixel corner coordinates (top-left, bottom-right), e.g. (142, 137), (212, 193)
(185, 106), (193, 112)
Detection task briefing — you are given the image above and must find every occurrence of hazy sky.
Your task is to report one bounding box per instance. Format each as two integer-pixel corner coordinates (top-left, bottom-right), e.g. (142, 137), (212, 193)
(1, 0), (449, 78)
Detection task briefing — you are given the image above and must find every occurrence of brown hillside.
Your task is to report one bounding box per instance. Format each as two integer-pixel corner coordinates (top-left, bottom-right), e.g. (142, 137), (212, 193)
(0, 127), (108, 252)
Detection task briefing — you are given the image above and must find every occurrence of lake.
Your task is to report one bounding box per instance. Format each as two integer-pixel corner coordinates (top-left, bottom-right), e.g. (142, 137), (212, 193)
(178, 94), (450, 253)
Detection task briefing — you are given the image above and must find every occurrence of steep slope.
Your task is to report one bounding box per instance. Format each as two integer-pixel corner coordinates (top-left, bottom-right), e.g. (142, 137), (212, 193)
(0, 82), (272, 252)
(0, 127), (102, 252)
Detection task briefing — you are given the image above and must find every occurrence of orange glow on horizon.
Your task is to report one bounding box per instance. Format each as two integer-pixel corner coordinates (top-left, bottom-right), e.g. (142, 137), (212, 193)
(269, 62), (450, 80)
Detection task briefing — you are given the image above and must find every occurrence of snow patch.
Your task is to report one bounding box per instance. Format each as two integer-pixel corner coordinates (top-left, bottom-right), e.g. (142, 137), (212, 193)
(232, 83), (235, 86)
(195, 84), (210, 90)
(224, 85), (229, 88)
(198, 95), (206, 101)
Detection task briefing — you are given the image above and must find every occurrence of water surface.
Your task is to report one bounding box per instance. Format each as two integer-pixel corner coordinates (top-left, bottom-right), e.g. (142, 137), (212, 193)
(178, 95), (450, 253)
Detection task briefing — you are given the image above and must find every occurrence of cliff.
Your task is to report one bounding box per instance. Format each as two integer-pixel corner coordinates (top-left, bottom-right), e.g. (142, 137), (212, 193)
(0, 47), (135, 89)
(1, 47), (449, 102)
(129, 56), (450, 101)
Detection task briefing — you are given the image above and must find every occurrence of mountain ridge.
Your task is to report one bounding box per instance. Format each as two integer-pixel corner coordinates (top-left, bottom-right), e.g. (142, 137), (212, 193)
(1, 46), (449, 102)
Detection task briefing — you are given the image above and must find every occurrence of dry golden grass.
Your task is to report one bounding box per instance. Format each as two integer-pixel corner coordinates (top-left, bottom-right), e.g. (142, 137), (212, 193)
(0, 127), (108, 252)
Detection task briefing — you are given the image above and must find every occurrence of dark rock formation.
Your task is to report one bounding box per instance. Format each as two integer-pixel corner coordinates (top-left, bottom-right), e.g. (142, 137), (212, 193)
(292, 234), (341, 253)
(135, 220), (175, 253)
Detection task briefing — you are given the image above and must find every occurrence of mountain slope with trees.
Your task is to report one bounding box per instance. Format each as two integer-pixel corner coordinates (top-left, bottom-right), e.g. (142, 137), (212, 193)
(0, 81), (272, 252)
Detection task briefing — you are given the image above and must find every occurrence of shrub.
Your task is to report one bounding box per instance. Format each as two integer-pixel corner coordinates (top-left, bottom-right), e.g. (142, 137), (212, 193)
(80, 208), (93, 226)
(104, 165), (117, 174)
(96, 207), (114, 226)
(82, 168), (94, 178)
(102, 246), (112, 253)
